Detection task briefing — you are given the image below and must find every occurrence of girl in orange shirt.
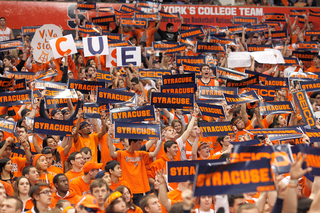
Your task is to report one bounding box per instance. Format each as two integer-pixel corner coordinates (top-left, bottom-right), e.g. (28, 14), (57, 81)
(33, 154), (54, 188)
(13, 176), (33, 212)
(115, 186), (143, 213)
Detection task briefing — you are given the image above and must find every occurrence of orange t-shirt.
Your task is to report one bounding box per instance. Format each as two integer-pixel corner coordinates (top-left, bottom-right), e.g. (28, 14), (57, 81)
(47, 165), (63, 176)
(167, 189), (182, 203)
(99, 133), (114, 169)
(38, 172), (54, 188)
(147, 155), (178, 190)
(127, 207), (143, 213)
(109, 178), (131, 191)
(50, 189), (81, 207)
(69, 176), (91, 196)
(307, 66), (320, 72)
(74, 133), (100, 162)
(11, 157), (26, 177)
(116, 150), (150, 194)
(156, 141), (181, 161)
(65, 170), (84, 183)
(1, 180), (13, 196)
(198, 78), (218, 87)
(24, 198), (33, 212)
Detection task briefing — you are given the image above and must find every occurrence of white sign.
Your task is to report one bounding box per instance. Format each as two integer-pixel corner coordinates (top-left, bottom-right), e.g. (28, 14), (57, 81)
(264, 49), (285, 64)
(106, 47), (117, 67)
(31, 24), (63, 63)
(227, 52), (251, 68)
(83, 36), (109, 57)
(49, 34), (77, 59)
(116, 46), (141, 67)
(249, 51), (278, 64)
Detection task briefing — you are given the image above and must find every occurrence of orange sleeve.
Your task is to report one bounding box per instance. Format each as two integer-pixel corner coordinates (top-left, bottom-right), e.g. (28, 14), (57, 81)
(0, 180), (13, 196)
(69, 178), (82, 196)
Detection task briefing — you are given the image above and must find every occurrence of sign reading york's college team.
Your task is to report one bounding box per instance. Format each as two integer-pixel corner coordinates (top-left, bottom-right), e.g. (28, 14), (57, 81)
(97, 87), (136, 104)
(68, 79), (105, 94)
(199, 86), (238, 100)
(197, 102), (225, 118)
(199, 121), (234, 137)
(162, 73), (195, 85)
(258, 101), (294, 116)
(114, 122), (160, 140)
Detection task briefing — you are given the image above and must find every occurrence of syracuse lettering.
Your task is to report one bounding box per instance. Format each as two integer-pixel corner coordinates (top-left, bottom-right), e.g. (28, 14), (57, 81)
(303, 154), (320, 168)
(83, 106), (100, 114)
(201, 89), (235, 96)
(226, 95), (255, 103)
(217, 69), (245, 80)
(92, 17), (115, 24)
(99, 92), (132, 102)
(200, 125), (232, 133)
(234, 18), (256, 23)
(78, 3), (95, 9)
(116, 127), (156, 135)
(301, 82), (320, 90)
(163, 76), (193, 85)
(113, 110), (151, 119)
(177, 58), (204, 64)
(199, 106), (223, 115)
(248, 46), (270, 52)
(0, 122), (14, 130)
(264, 80), (286, 86)
(0, 94), (29, 102)
(170, 166), (196, 176)
(259, 104), (291, 112)
(181, 29), (202, 38)
(36, 82), (64, 89)
(162, 87), (195, 94)
(7, 74), (33, 80)
(154, 43), (178, 49)
(0, 41), (22, 49)
(69, 83), (103, 91)
(197, 44), (224, 51)
(196, 168), (271, 187)
(34, 122), (73, 132)
(152, 97), (190, 105)
(46, 98), (77, 105)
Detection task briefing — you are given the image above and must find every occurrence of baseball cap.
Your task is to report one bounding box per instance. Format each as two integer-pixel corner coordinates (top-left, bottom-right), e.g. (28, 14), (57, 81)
(77, 194), (100, 210)
(197, 141), (209, 150)
(104, 191), (123, 209)
(83, 161), (103, 173)
(80, 121), (89, 129)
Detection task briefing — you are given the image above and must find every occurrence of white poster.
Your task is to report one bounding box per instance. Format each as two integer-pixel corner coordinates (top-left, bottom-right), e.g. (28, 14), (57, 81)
(83, 36), (109, 57)
(31, 24), (63, 63)
(116, 46), (141, 67)
(106, 47), (117, 67)
(227, 52), (251, 68)
(49, 34), (77, 59)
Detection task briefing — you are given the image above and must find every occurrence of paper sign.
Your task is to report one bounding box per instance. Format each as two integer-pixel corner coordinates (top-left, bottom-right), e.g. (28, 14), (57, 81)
(116, 46), (141, 67)
(83, 36), (109, 57)
(227, 52), (251, 68)
(49, 34), (77, 59)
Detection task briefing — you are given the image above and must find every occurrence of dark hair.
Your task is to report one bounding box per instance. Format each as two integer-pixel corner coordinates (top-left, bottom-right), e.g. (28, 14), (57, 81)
(4, 197), (23, 211)
(128, 139), (141, 146)
(43, 137), (61, 164)
(53, 173), (67, 185)
(168, 202), (184, 213)
(29, 182), (50, 200)
(0, 17), (6, 21)
(22, 165), (35, 176)
(217, 136), (226, 147)
(166, 23), (174, 30)
(85, 60), (95, 67)
(3, 55), (12, 62)
(80, 147), (92, 155)
(75, 54), (84, 67)
(0, 157), (13, 177)
(131, 77), (139, 85)
(200, 64), (210, 72)
(105, 193), (125, 213)
(56, 200), (71, 210)
(115, 185), (136, 210)
(139, 194), (158, 213)
(68, 152), (80, 164)
(90, 178), (110, 193)
(13, 176), (31, 197)
(139, 41), (146, 47)
(105, 160), (120, 173)
(163, 141), (177, 153)
(228, 194), (244, 207)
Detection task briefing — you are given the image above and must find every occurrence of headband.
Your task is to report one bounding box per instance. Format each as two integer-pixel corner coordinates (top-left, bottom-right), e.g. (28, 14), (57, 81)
(104, 192), (123, 208)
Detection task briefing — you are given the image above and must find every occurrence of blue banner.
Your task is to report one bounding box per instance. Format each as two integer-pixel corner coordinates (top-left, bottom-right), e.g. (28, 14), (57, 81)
(0, 38), (23, 51)
(305, 129), (320, 143)
(168, 159), (225, 183)
(83, 102), (109, 119)
(35, 80), (66, 90)
(162, 73), (195, 85)
(33, 117), (74, 136)
(77, 2), (96, 10)
(182, 62), (201, 73)
(209, 36), (236, 46)
(21, 26), (41, 36)
(6, 71), (35, 81)
(295, 146), (320, 176)
(0, 118), (16, 133)
(0, 90), (32, 106)
(68, 79), (105, 94)
(13, 79), (26, 91)
(180, 27), (204, 39)
(97, 87), (135, 104)
(114, 122), (160, 140)
(103, 33), (122, 41)
(230, 139), (261, 146)
(283, 57), (299, 66)
(199, 121), (233, 137)
(248, 127), (303, 135)
(245, 24), (268, 33)
(258, 101), (294, 116)
(161, 83), (196, 94)
(297, 42), (319, 52)
(194, 159), (275, 196)
(176, 56), (206, 65)
(233, 16), (257, 25)
(196, 42), (225, 53)
(299, 80), (320, 92)
(197, 102), (225, 118)
(215, 66), (248, 81)
(248, 84), (275, 101)
(199, 86), (238, 100)
(139, 69), (172, 80)
(247, 44), (273, 52)
(92, 15), (116, 25)
(96, 69), (112, 83)
(151, 92), (194, 109)
(264, 30), (288, 39)
(264, 13), (286, 22)
(111, 105), (155, 123)
(224, 90), (259, 105)
(293, 90), (316, 128)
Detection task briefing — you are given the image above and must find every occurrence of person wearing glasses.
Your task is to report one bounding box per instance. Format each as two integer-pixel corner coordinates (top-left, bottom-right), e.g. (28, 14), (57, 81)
(65, 152), (84, 183)
(26, 183), (52, 213)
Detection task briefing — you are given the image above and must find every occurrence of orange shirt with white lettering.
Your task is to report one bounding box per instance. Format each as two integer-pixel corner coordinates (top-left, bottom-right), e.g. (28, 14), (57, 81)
(65, 170), (84, 183)
(74, 133), (100, 163)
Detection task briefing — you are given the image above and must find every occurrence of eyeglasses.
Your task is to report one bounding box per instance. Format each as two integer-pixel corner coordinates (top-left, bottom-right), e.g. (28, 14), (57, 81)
(84, 207), (98, 213)
(39, 190), (52, 195)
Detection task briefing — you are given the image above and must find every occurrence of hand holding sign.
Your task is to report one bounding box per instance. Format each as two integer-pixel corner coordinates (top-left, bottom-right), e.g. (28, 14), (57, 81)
(290, 153), (312, 180)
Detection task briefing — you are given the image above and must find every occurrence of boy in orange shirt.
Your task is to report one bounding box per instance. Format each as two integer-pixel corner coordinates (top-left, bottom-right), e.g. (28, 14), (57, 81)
(65, 152), (84, 183)
(90, 179), (111, 213)
(105, 160), (130, 191)
(69, 161), (102, 196)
